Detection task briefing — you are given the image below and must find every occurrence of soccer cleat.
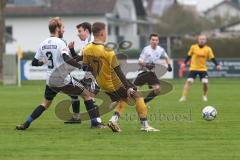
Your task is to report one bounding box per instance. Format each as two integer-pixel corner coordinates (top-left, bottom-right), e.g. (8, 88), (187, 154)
(107, 121), (121, 132)
(140, 126), (160, 132)
(16, 124), (29, 130)
(91, 122), (107, 129)
(179, 96), (186, 102)
(64, 117), (81, 124)
(203, 96), (208, 102)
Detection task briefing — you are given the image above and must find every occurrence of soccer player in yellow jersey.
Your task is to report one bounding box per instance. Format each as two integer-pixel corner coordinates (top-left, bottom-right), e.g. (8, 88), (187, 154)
(179, 35), (221, 102)
(83, 22), (159, 132)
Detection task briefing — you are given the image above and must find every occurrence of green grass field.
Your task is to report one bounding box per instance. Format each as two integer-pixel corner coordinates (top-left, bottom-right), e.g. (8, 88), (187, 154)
(0, 78), (239, 160)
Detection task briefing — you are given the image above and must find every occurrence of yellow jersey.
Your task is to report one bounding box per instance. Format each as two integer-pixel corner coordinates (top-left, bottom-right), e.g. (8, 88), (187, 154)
(188, 44), (215, 71)
(83, 43), (123, 92)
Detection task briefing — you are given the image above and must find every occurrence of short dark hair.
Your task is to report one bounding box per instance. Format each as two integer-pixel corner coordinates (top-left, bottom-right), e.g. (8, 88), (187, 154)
(76, 22), (92, 34)
(92, 22), (106, 36)
(149, 33), (159, 40)
(49, 17), (62, 33)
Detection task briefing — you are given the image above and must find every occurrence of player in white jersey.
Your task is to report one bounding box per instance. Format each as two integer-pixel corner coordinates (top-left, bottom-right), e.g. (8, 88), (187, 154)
(134, 33), (172, 103)
(16, 17), (104, 130)
(64, 22), (103, 125)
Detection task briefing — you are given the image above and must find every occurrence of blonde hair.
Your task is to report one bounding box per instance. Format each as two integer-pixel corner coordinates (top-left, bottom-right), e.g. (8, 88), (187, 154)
(48, 17), (62, 33)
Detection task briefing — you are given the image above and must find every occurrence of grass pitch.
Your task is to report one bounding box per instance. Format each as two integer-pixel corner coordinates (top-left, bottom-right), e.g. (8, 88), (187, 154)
(0, 78), (239, 160)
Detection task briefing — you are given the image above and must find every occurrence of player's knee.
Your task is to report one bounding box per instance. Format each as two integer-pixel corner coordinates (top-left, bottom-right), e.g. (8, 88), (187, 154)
(187, 78), (194, 84)
(201, 78), (208, 84)
(70, 96), (79, 102)
(80, 89), (92, 101)
(41, 100), (52, 108)
(153, 85), (161, 95)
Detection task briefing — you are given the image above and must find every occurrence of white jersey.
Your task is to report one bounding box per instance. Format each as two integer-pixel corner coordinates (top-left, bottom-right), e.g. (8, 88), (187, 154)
(34, 37), (72, 86)
(78, 34), (93, 55)
(139, 45), (169, 63)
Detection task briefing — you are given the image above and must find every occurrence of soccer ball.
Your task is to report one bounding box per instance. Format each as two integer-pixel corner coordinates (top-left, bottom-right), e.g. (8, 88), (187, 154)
(202, 106), (217, 121)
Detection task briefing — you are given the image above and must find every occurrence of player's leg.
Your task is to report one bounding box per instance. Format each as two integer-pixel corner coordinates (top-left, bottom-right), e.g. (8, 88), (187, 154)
(134, 71), (160, 103)
(106, 87), (129, 132)
(179, 71), (196, 102)
(132, 92), (159, 132)
(108, 100), (128, 132)
(79, 89), (105, 128)
(16, 85), (58, 130)
(200, 72), (208, 101)
(64, 95), (81, 124)
(144, 72), (161, 103)
(60, 81), (105, 128)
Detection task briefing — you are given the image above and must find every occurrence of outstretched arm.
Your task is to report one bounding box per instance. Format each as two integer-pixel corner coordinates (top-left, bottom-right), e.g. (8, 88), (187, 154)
(211, 58), (221, 70)
(62, 53), (82, 69)
(32, 58), (44, 66)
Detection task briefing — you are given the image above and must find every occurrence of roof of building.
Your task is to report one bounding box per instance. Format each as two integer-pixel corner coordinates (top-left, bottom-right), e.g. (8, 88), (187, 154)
(5, 0), (117, 17)
(205, 0), (240, 14)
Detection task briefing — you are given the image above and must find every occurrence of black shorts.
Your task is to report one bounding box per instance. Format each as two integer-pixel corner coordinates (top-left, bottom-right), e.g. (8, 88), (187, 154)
(105, 86), (129, 102)
(44, 85), (59, 101)
(45, 84), (84, 101)
(188, 71), (208, 80)
(134, 71), (160, 86)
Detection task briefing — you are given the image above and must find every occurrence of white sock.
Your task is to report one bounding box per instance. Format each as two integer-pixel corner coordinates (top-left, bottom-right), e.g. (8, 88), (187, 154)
(110, 115), (119, 123)
(141, 120), (149, 128)
(73, 113), (80, 120)
(96, 117), (102, 123)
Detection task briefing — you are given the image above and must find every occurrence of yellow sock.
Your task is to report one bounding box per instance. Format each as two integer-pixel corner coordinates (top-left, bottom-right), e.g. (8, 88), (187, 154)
(114, 100), (128, 115)
(182, 89), (188, 97)
(135, 98), (147, 119)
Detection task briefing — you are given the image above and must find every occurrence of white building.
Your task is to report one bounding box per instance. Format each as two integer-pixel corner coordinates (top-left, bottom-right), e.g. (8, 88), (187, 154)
(204, 0), (240, 19)
(5, 0), (145, 54)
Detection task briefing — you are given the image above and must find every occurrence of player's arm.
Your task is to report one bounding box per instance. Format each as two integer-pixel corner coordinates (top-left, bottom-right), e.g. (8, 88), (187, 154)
(162, 49), (172, 72)
(32, 46), (45, 66)
(62, 53), (82, 69)
(138, 48), (155, 70)
(181, 46), (193, 68)
(81, 50), (93, 72)
(32, 58), (44, 66)
(208, 48), (221, 70)
(111, 53), (136, 91)
(61, 42), (82, 69)
(68, 41), (83, 62)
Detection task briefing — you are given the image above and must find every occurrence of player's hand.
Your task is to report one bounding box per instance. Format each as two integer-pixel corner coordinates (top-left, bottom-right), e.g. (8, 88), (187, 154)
(145, 63), (155, 70)
(167, 64), (172, 72)
(180, 63), (185, 69)
(216, 64), (221, 70)
(127, 88), (136, 97)
(68, 41), (74, 49)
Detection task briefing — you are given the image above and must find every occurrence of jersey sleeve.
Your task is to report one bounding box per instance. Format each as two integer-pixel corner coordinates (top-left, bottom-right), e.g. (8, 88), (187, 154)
(109, 51), (119, 68)
(208, 47), (215, 59)
(139, 47), (146, 61)
(187, 45), (194, 56)
(34, 45), (43, 60)
(161, 48), (169, 58)
(59, 40), (70, 56)
(82, 48), (88, 64)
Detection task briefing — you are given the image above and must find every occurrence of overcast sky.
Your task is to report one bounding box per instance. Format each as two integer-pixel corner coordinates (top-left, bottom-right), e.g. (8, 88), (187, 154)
(178, 0), (225, 11)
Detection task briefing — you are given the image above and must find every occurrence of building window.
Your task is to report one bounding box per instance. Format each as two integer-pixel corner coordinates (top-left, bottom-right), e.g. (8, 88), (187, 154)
(115, 26), (119, 36)
(108, 24), (112, 35)
(6, 26), (12, 36)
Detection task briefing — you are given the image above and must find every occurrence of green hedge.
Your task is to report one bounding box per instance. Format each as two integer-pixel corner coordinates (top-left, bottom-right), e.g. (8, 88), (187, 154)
(172, 38), (240, 58)
(21, 38), (240, 60)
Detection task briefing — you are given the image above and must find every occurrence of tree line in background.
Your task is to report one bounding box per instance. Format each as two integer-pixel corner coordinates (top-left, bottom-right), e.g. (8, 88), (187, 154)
(155, 3), (240, 36)
(0, 0), (6, 82)
(1, 1), (240, 83)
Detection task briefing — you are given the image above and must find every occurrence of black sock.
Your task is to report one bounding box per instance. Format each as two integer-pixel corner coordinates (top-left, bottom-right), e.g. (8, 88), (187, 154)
(84, 100), (100, 124)
(144, 91), (157, 103)
(24, 105), (46, 127)
(114, 112), (120, 118)
(72, 100), (80, 113)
